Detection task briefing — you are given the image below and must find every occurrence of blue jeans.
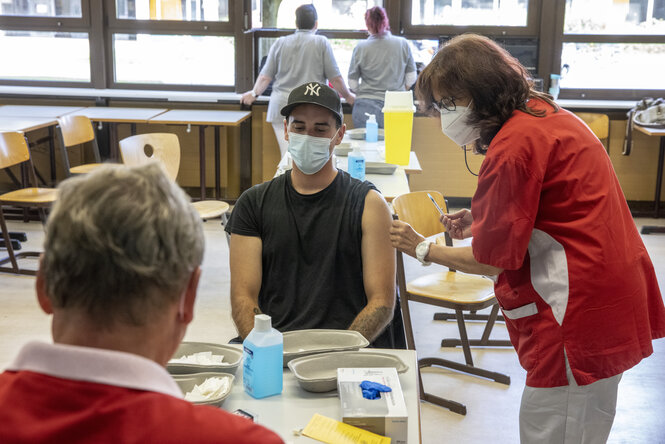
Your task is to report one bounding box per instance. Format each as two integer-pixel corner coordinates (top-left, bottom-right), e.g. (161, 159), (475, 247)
(352, 98), (385, 129)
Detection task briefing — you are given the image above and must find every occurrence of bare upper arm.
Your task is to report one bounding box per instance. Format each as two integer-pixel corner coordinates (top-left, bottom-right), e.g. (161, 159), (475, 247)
(360, 190), (396, 307)
(229, 234), (263, 302)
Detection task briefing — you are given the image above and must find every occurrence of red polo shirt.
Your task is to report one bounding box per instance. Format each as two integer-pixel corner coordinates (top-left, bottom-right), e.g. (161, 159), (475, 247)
(0, 342), (283, 444)
(471, 99), (665, 387)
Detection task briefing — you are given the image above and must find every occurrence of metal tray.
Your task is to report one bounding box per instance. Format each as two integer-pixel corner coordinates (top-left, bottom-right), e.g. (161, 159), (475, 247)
(333, 142), (352, 156)
(366, 162), (397, 175)
(287, 351), (409, 392)
(282, 329), (370, 367)
(167, 341), (243, 375)
(172, 372), (235, 406)
(346, 128), (385, 140)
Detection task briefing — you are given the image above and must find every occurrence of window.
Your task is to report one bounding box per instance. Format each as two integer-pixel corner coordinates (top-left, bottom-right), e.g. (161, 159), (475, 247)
(107, 0), (237, 89)
(0, 0), (82, 17)
(411, 0), (529, 27)
(559, 0), (665, 98)
(113, 33), (234, 85)
(115, 0), (229, 21)
(251, 0), (382, 29)
(0, 30), (89, 82)
(0, 1), (91, 84)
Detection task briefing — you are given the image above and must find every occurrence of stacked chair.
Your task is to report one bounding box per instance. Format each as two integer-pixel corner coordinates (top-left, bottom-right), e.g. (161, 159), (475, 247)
(0, 132), (57, 275)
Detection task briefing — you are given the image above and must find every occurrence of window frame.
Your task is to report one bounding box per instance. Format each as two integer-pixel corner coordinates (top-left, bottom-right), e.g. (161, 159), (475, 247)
(552, 0), (665, 100)
(0, 0), (662, 100)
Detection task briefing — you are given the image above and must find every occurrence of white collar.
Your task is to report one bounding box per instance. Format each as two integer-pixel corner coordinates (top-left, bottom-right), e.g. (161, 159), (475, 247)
(7, 341), (183, 398)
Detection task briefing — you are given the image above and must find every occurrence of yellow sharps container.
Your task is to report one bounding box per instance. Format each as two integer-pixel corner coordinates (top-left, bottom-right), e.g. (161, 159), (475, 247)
(382, 90), (416, 166)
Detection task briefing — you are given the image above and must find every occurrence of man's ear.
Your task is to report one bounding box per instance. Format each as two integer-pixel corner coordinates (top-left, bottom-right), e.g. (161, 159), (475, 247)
(283, 119), (289, 141)
(334, 123), (346, 145)
(35, 256), (53, 315)
(178, 266), (201, 324)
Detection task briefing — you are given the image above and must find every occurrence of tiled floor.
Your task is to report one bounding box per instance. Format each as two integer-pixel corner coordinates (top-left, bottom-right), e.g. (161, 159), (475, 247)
(1, 217), (664, 443)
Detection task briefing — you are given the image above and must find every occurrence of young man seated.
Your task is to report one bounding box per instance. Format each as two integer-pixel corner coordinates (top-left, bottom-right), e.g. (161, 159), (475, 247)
(0, 163), (283, 444)
(226, 81), (403, 348)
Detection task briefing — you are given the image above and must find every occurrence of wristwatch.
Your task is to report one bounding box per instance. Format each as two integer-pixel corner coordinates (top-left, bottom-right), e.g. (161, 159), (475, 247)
(415, 241), (432, 266)
(252, 91), (259, 98)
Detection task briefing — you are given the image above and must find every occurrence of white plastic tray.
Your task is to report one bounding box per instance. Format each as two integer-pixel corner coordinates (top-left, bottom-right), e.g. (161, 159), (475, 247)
(282, 329), (370, 367)
(172, 372), (235, 406)
(287, 351), (409, 392)
(167, 341), (243, 375)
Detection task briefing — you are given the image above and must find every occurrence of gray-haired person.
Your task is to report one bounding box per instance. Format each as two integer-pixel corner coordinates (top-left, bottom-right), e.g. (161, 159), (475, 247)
(0, 163), (283, 444)
(240, 4), (355, 156)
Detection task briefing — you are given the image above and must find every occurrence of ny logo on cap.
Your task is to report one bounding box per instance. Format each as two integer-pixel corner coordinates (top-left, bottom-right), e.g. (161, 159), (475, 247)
(304, 83), (321, 96)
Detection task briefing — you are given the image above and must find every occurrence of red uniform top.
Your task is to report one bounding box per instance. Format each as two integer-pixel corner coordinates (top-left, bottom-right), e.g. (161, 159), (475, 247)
(0, 342), (284, 444)
(471, 99), (665, 388)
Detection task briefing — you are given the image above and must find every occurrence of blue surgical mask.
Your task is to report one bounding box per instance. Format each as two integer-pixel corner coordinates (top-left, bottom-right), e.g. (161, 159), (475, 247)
(287, 130), (338, 175)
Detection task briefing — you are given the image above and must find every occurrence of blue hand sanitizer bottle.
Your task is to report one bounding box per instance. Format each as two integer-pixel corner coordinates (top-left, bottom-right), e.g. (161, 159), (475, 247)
(365, 113), (378, 142)
(242, 314), (283, 399)
(348, 145), (366, 181)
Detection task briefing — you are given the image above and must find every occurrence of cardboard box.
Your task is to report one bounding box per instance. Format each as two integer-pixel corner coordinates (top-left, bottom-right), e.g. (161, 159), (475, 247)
(338, 367), (408, 444)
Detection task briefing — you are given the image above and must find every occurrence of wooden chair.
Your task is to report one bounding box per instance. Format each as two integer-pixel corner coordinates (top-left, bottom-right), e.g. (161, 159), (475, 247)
(118, 133), (229, 220)
(576, 112), (610, 152)
(56, 115), (104, 177)
(393, 190), (510, 415)
(0, 132), (57, 275)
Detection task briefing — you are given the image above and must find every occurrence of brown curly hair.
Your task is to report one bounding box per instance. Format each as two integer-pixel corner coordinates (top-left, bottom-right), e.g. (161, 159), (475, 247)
(416, 34), (559, 154)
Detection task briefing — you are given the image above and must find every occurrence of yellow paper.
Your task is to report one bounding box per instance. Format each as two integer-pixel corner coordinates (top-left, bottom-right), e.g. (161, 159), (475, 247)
(302, 413), (391, 444)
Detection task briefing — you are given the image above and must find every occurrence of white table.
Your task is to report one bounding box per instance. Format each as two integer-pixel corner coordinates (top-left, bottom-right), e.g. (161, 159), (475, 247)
(222, 349), (421, 444)
(342, 136), (422, 176)
(149, 109), (252, 199)
(0, 117), (57, 132)
(0, 105), (84, 118)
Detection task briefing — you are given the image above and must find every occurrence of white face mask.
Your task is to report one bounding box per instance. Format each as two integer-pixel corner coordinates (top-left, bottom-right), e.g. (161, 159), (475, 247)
(287, 130), (337, 175)
(440, 105), (480, 147)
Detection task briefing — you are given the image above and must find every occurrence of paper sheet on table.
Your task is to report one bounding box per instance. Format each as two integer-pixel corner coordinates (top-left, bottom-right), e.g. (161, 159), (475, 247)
(301, 413), (390, 444)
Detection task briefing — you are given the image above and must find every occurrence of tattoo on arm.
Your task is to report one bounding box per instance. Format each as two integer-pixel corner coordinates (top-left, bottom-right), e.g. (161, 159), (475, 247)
(349, 306), (394, 342)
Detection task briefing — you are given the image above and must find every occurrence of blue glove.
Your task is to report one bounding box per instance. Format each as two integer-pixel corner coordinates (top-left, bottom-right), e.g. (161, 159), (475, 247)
(360, 380), (392, 400)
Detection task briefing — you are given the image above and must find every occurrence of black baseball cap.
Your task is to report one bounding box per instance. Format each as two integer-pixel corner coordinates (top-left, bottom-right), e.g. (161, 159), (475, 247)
(280, 82), (343, 125)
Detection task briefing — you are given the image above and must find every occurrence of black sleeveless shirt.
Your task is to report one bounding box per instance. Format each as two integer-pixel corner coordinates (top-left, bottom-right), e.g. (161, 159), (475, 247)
(226, 170), (377, 334)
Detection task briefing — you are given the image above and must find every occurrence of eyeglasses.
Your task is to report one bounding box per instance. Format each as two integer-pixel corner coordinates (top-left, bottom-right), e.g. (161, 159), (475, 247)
(432, 97), (456, 113)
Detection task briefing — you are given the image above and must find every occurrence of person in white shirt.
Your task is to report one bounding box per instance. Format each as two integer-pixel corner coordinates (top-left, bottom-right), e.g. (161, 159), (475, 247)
(240, 4), (355, 156)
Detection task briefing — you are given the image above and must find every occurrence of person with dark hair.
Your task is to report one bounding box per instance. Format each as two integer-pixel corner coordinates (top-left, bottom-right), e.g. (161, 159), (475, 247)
(348, 6), (416, 129)
(0, 163), (283, 444)
(228, 81), (401, 350)
(390, 34), (665, 443)
(240, 4), (355, 157)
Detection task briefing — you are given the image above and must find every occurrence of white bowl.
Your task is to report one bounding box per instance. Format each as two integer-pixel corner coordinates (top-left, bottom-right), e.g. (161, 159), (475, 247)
(172, 372), (235, 406)
(167, 342), (242, 376)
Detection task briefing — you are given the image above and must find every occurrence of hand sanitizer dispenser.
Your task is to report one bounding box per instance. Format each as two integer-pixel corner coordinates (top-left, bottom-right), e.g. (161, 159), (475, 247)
(242, 314), (283, 399)
(365, 113), (378, 143)
(348, 145), (366, 181)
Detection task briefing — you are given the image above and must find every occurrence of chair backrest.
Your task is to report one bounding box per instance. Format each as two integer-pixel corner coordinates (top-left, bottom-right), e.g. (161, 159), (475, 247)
(0, 132), (30, 169)
(118, 133), (181, 181)
(57, 115), (96, 147)
(392, 191), (449, 238)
